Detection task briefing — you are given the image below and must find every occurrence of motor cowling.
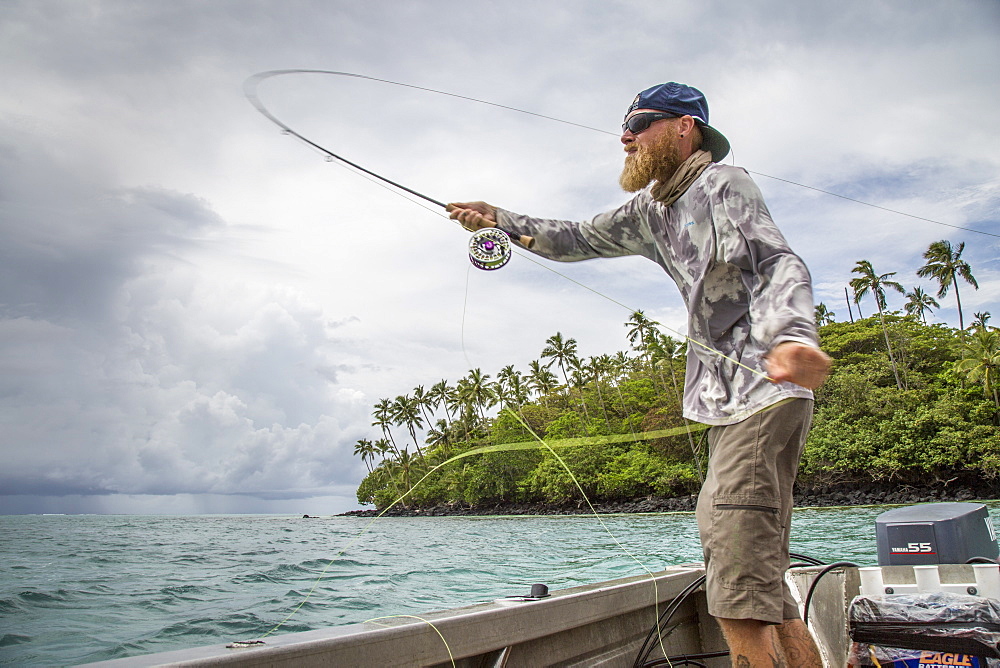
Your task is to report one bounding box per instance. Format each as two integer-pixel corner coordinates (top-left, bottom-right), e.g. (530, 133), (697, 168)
(875, 502), (998, 567)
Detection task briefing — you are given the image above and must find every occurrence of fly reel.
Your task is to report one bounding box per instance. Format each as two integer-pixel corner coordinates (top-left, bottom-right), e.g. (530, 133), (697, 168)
(468, 228), (512, 271)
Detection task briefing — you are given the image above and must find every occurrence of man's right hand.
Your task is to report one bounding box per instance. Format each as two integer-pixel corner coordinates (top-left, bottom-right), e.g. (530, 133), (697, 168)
(447, 201), (498, 231)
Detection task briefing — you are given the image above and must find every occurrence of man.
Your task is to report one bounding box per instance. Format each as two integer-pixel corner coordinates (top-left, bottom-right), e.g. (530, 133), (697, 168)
(448, 82), (830, 667)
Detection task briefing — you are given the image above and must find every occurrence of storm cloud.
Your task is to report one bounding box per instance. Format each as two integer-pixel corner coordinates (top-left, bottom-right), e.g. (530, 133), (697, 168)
(1, 0), (997, 514)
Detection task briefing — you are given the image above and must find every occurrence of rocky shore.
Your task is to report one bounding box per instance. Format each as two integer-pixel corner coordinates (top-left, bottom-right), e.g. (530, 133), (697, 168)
(339, 477), (997, 518)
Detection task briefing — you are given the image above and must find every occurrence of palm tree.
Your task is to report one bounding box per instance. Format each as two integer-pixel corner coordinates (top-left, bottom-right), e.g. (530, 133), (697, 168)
(391, 394), (425, 457)
(625, 310), (656, 353)
(372, 456), (404, 504)
(527, 360), (558, 407)
(972, 311), (992, 330)
(917, 240), (979, 330)
(586, 355), (612, 424)
(425, 419), (455, 456)
(505, 373), (530, 411)
(567, 356), (592, 425)
(540, 332), (579, 401)
(648, 333), (684, 403)
(496, 365), (521, 411)
(445, 386), (467, 438)
(850, 285), (865, 319)
(628, 313), (676, 395)
(412, 385), (434, 431)
(814, 302), (835, 327)
(607, 352), (636, 427)
(850, 259), (905, 390)
(954, 328), (1000, 419)
(904, 286), (939, 325)
(392, 450), (417, 498)
(612, 351), (634, 377)
(353, 438), (376, 473)
(429, 380), (455, 427)
(625, 311), (659, 385)
(457, 368), (495, 423)
(373, 438), (393, 463)
(372, 399), (400, 456)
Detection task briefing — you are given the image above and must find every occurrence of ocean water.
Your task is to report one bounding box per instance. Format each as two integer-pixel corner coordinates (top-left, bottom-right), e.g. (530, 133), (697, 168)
(2, 503), (997, 666)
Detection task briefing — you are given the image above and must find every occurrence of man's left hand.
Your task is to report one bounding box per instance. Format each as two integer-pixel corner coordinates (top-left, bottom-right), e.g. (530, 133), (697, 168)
(765, 342), (831, 390)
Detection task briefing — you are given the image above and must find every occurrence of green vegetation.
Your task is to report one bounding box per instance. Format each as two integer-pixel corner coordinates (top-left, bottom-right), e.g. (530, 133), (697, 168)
(355, 240), (999, 510)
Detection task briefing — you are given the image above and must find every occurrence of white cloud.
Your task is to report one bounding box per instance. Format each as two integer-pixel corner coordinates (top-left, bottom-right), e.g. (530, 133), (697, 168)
(1, 0), (997, 514)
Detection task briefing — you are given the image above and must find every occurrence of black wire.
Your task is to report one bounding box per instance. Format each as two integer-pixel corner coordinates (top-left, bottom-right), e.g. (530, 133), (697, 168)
(790, 552), (826, 566)
(633, 553), (830, 667)
(802, 561), (860, 626)
(632, 575), (706, 668)
(644, 650), (731, 667)
(636, 565), (836, 667)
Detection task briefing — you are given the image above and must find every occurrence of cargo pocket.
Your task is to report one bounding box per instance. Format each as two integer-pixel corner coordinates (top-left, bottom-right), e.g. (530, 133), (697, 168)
(711, 503), (783, 592)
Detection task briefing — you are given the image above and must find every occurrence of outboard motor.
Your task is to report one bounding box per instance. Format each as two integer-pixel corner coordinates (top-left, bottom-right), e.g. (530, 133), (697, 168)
(875, 502), (999, 566)
(849, 503), (1000, 667)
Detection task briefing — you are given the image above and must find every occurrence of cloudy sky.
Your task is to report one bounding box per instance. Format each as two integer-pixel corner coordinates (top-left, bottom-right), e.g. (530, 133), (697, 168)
(2, 1), (997, 515)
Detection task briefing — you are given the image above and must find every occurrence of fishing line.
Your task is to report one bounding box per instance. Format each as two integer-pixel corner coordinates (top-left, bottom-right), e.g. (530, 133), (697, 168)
(362, 615), (456, 668)
(244, 71), (535, 251)
(237, 69), (840, 659)
(303, 95), (767, 389)
(749, 171), (1000, 239)
(241, 69), (743, 655)
(245, 69), (999, 240)
(242, 421), (709, 647)
(461, 262), (475, 371)
(244, 68), (851, 399)
(504, 406), (677, 663)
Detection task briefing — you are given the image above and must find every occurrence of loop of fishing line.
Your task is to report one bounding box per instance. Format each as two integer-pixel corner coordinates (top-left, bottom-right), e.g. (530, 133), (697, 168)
(238, 70), (776, 654)
(301, 126), (772, 384)
(247, 67), (924, 388)
(503, 407), (675, 661)
(240, 68), (934, 660)
(244, 70), (536, 257)
(245, 420), (710, 653)
(362, 615), (456, 668)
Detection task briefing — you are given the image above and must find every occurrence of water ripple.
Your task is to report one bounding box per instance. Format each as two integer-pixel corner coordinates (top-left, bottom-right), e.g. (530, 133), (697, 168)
(1, 505), (996, 666)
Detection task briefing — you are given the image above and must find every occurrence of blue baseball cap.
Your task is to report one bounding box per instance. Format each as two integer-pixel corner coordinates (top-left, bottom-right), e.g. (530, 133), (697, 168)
(626, 82), (730, 162)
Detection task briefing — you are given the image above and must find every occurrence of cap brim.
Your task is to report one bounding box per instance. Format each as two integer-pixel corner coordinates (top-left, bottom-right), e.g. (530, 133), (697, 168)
(699, 124), (730, 162)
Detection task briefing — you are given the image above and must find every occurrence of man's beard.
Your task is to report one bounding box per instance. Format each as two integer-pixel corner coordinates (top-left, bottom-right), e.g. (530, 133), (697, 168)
(619, 125), (684, 192)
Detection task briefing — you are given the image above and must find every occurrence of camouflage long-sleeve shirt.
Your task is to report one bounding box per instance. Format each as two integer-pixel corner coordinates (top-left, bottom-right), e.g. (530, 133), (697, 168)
(497, 163), (818, 426)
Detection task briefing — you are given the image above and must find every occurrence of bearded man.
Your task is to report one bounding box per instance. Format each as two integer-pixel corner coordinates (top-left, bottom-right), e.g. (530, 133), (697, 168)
(448, 82), (830, 667)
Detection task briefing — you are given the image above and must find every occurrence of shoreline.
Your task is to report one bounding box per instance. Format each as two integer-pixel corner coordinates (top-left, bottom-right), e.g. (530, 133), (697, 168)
(339, 479), (999, 518)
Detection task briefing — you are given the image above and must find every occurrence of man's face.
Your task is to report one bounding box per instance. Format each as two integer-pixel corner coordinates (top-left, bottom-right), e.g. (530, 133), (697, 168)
(619, 109), (683, 192)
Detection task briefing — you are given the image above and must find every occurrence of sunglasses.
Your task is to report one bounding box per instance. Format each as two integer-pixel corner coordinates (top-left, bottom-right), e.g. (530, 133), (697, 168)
(622, 112), (676, 135)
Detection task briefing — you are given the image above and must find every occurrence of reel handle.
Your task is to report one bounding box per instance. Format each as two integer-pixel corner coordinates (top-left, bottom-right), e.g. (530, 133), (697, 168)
(488, 225), (533, 249)
(446, 203), (534, 248)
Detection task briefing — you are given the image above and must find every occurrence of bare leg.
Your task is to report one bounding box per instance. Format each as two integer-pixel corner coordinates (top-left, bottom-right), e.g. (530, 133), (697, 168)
(716, 617), (786, 667)
(776, 618), (823, 668)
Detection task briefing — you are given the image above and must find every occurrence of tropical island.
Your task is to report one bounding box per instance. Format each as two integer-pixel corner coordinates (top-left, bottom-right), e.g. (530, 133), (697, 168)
(348, 240), (999, 516)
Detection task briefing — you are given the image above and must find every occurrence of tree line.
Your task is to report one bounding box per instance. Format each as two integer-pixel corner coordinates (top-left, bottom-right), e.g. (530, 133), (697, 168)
(354, 239), (999, 510)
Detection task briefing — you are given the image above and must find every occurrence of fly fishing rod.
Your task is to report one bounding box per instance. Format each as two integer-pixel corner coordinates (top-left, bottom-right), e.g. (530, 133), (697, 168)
(243, 70), (534, 271)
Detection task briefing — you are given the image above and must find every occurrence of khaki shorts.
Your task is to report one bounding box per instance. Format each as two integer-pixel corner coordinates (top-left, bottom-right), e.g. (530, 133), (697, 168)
(695, 398), (814, 624)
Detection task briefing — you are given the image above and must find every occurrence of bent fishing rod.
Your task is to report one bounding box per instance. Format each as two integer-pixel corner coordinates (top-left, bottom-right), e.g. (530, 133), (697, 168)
(245, 69), (999, 242)
(243, 70), (535, 271)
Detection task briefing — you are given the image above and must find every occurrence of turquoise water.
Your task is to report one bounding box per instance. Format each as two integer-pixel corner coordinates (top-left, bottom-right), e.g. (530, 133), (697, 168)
(1, 504), (997, 665)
